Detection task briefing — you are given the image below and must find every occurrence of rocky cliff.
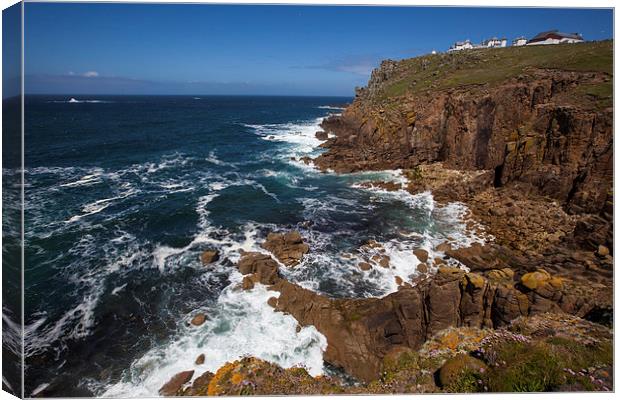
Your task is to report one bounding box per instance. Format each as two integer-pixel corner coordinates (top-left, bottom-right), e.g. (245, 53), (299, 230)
(315, 41), (613, 215)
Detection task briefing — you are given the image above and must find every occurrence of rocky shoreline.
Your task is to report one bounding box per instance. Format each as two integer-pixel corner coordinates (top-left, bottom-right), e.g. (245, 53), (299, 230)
(161, 222), (612, 395)
(159, 42), (612, 395)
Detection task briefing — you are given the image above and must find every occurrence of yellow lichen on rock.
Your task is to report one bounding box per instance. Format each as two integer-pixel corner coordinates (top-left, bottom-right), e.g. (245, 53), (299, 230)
(520, 269), (551, 290)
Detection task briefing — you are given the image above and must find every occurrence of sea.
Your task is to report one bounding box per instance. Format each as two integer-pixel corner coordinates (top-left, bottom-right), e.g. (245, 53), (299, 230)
(12, 95), (486, 396)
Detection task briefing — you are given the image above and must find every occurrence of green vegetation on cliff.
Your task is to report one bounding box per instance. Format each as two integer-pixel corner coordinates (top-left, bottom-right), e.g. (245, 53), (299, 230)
(380, 40), (612, 100)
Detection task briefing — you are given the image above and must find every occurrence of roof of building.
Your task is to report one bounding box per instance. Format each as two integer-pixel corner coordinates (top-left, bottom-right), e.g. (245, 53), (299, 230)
(528, 30), (584, 43)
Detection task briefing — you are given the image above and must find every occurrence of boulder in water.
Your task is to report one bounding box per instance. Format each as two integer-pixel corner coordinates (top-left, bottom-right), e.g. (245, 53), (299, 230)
(200, 249), (220, 265)
(413, 249), (429, 263)
(261, 231), (309, 267)
(190, 313), (206, 326)
(237, 252), (280, 284)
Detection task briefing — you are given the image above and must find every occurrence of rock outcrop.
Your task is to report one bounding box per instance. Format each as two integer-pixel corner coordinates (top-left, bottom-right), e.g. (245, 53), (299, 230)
(261, 231), (309, 266)
(269, 265), (605, 382)
(159, 370), (194, 396)
(232, 232), (608, 383)
(200, 249), (220, 265)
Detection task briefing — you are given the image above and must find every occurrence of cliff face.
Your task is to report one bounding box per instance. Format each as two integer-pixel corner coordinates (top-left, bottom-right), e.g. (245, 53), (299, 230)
(316, 41), (613, 215)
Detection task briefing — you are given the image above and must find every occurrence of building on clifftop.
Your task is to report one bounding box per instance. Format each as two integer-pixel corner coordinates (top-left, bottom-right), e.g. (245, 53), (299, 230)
(447, 39), (474, 52)
(482, 37), (507, 48)
(512, 36), (528, 46)
(526, 30), (584, 45)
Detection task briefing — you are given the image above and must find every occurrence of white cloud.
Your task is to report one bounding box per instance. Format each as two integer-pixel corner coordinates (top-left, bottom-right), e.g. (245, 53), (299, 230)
(82, 71), (99, 78)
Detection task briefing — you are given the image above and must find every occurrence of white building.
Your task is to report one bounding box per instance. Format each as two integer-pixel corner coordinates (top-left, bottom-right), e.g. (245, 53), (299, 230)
(482, 37), (507, 48)
(512, 36), (528, 46)
(447, 39), (474, 52)
(526, 30), (584, 46)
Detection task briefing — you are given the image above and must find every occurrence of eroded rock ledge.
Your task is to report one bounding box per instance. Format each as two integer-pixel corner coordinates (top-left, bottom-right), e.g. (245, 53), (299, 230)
(234, 232), (610, 383)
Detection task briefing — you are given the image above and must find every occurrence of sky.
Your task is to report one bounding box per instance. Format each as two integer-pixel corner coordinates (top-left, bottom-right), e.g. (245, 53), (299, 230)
(18, 3), (614, 96)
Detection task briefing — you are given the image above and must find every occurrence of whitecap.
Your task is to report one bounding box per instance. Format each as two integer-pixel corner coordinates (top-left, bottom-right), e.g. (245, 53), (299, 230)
(101, 280), (327, 397)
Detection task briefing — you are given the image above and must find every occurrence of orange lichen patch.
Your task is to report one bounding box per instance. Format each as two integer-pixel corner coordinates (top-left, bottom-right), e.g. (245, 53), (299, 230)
(549, 277), (565, 289)
(230, 372), (244, 385)
(198, 357), (345, 396)
(422, 327), (491, 355)
(207, 361), (236, 396)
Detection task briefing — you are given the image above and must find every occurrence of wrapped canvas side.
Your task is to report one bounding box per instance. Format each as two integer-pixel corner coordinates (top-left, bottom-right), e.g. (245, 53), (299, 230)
(2, 1), (24, 398)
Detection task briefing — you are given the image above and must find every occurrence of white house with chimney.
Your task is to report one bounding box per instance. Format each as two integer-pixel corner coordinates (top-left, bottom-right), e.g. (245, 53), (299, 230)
(512, 36), (528, 46)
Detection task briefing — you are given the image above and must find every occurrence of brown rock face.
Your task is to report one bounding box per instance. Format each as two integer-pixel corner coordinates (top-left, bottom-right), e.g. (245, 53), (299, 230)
(237, 252), (280, 285)
(269, 260), (603, 383)
(261, 231), (310, 266)
(159, 370), (194, 396)
(180, 371), (214, 396)
(315, 131), (328, 140)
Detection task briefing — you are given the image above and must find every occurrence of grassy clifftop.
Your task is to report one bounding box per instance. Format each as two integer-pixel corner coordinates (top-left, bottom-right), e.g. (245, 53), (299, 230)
(374, 40), (612, 103)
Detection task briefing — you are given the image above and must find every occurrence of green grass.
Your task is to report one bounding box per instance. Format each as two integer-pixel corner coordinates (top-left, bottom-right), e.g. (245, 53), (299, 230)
(575, 81), (613, 108)
(485, 342), (564, 392)
(482, 336), (612, 392)
(445, 370), (484, 393)
(379, 40), (613, 99)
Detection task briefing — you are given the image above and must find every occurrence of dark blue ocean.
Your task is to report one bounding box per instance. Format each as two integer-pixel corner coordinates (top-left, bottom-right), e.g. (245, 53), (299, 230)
(20, 95), (482, 396)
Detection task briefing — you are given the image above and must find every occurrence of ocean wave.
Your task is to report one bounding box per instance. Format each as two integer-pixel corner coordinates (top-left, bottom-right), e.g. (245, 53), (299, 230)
(317, 105), (345, 110)
(65, 188), (137, 224)
(101, 280), (327, 397)
(24, 230), (150, 359)
(58, 172), (104, 188)
(205, 151), (240, 171)
(48, 98), (114, 104)
(282, 189), (488, 298)
(242, 117), (324, 162)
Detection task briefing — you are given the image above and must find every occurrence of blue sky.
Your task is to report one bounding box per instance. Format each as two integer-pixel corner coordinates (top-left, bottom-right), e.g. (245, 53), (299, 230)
(23, 4), (613, 96)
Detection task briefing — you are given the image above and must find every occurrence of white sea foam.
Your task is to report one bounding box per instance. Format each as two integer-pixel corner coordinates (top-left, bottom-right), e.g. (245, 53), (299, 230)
(59, 172), (103, 188)
(101, 279), (327, 397)
(243, 117), (324, 163)
(317, 105), (345, 110)
(65, 188), (137, 223)
(286, 188), (488, 298)
(205, 151), (238, 170)
(24, 231), (148, 359)
(31, 383), (51, 397)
